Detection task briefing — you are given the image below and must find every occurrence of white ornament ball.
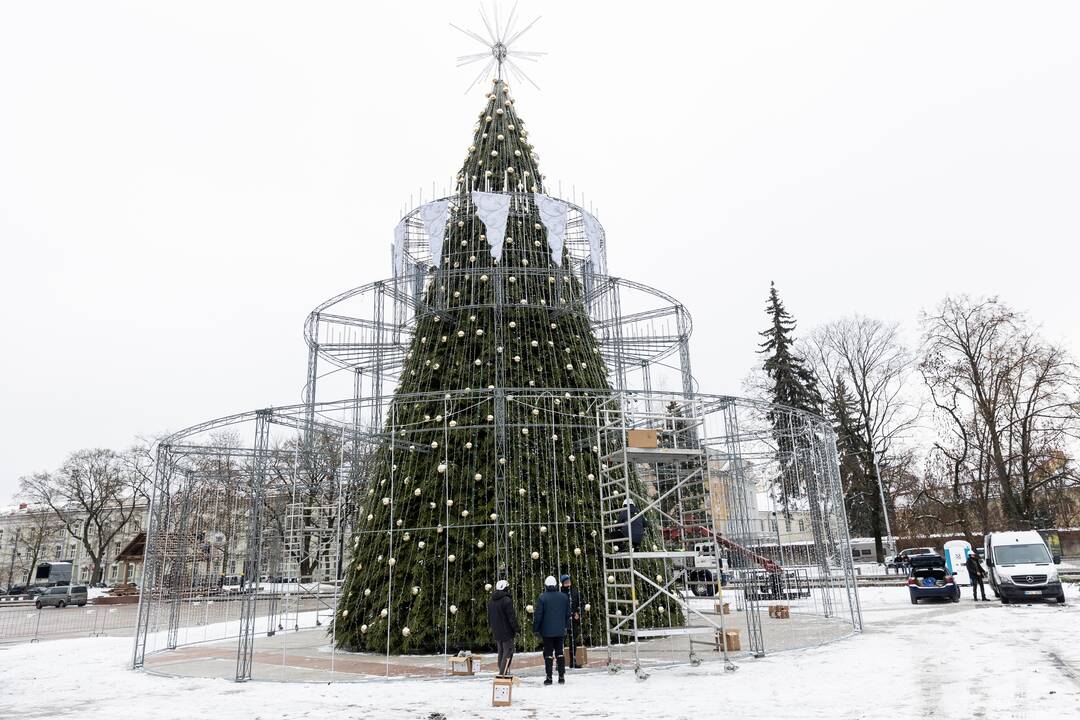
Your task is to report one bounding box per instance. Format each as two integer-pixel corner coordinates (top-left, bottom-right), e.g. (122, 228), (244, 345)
(412, 586), (420, 595)
(607, 575), (615, 583)
(387, 557), (396, 566)
(519, 488), (526, 496)
(437, 463), (447, 473)
(474, 473), (483, 481)
(526, 604), (534, 613)
(402, 627), (411, 637)
(364, 588), (371, 597)
(531, 551), (540, 560)
(485, 583), (493, 591)
(380, 608), (388, 618)
(477, 540), (484, 548)
(584, 603), (591, 612)
(540, 525), (547, 533)
(450, 604), (458, 614)
(361, 624), (369, 633)
(574, 547), (582, 556)
(418, 541), (426, 549)
(448, 554), (456, 563)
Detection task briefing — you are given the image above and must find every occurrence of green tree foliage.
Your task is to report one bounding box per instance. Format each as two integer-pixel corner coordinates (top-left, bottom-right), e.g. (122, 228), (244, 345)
(758, 282), (823, 516)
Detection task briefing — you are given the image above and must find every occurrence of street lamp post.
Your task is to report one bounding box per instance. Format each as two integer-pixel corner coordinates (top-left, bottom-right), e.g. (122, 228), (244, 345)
(5, 528), (21, 592)
(868, 446), (896, 561)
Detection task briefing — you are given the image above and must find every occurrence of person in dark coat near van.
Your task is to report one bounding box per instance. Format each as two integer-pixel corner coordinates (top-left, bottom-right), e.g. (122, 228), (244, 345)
(610, 498), (647, 551)
(965, 552), (988, 601)
(533, 575), (571, 685)
(487, 579), (519, 675)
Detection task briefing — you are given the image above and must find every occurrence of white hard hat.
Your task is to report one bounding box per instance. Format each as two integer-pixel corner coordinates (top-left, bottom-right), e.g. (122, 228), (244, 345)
(544, 575), (557, 587)
(495, 579), (509, 591)
(623, 498), (632, 506)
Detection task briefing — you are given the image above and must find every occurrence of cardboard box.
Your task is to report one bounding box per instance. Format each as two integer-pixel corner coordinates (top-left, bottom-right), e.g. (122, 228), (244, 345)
(714, 601), (731, 615)
(449, 655), (475, 676)
(724, 630), (741, 652)
(492, 675), (513, 707)
(575, 646), (588, 667)
(627, 429), (658, 448)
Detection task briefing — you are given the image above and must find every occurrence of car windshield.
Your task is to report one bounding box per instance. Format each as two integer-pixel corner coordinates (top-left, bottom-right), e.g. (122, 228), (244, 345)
(994, 543), (1051, 565)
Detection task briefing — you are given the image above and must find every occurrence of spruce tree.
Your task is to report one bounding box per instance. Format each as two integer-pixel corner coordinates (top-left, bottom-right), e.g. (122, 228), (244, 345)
(758, 282), (823, 515)
(828, 378), (875, 537)
(333, 80), (672, 654)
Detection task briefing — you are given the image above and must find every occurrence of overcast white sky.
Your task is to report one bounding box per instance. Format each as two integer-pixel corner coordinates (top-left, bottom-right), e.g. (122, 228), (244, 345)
(2, 1), (1079, 501)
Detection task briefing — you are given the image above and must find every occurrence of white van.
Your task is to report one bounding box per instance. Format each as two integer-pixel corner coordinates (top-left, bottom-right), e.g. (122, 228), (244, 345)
(983, 531), (1065, 604)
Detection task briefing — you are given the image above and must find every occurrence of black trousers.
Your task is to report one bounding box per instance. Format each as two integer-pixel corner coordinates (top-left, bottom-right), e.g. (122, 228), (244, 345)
(496, 639), (514, 675)
(971, 576), (987, 600)
(542, 635), (565, 659)
(567, 621), (582, 666)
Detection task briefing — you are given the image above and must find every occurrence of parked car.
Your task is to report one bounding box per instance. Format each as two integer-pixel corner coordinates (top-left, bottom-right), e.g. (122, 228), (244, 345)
(907, 553), (960, 604)
(35, 585), (88, 609)
(984, 531), (1065, 604)
(887, 546), (936, 573)
(26, 586), (49, 598)
(3, 584), (28, 596)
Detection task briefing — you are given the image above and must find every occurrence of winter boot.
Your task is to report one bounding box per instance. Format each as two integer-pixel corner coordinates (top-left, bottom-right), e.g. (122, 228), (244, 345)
(544, 657), (553, 685)
(556, 655), (566, 684)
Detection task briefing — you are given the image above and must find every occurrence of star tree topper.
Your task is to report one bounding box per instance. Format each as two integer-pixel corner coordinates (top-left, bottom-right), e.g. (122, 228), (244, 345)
(452, 2), (545, 92)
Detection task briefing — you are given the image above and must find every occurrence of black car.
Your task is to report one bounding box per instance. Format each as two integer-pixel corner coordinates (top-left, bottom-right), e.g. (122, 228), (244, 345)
(907, 553), (960, 604)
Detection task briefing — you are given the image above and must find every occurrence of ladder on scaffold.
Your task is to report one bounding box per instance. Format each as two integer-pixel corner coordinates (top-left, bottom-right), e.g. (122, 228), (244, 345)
(595, 398), (738, 680)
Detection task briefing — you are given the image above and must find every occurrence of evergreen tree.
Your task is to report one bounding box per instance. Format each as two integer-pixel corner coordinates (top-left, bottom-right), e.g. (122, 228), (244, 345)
(828, 379), (876, 538)
(758, 282), (823, 515)
(333, 80), (672, 654)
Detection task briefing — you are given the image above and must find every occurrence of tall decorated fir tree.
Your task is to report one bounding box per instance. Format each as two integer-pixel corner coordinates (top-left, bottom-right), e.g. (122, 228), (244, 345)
(334, 80), (672, 654)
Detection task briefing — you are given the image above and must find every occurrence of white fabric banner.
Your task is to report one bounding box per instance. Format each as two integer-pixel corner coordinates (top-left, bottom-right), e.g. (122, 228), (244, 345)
(582, 211), (605, 272)
(533, 193), (568, 267)
(419, 199), (450, 267)
(471, 191), (511, 262)
(392, 219), (407, 276)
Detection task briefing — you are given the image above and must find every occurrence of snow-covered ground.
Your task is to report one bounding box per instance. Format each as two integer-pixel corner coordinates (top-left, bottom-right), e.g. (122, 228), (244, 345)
(2, 584), (1078, 719)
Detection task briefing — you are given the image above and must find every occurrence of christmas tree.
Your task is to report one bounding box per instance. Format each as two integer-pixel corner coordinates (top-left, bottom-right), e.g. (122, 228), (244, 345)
(334, 79), (672, 654)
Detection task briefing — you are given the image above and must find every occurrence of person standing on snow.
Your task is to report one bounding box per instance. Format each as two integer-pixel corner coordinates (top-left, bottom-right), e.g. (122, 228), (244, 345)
(560, 574), (583, 669)
(487, 579), (519, 676)
(965, 552), (988, 601)
(533, 575), (571, 685)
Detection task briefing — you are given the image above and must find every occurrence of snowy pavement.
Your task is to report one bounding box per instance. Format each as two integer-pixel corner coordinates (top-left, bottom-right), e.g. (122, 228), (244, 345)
(2, 584), (1078, 719)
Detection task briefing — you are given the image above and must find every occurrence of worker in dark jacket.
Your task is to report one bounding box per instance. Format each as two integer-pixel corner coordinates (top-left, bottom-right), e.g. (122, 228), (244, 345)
(965, 552), (988, 601)
(610, 498), (647, 551)
(533, 575), (571, 685)
(487, 579), (520, 675)
(560, 574), (584, 668)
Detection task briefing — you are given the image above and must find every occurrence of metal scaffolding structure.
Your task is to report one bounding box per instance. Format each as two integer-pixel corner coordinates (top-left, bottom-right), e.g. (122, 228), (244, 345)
(131, 187), (861, 683)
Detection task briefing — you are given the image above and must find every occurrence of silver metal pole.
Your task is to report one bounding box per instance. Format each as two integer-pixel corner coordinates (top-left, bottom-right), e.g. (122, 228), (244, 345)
(869, 447), (895, 558)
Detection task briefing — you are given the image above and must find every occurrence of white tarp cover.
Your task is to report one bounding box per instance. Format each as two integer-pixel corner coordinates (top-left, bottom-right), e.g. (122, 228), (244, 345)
(392, 219), (406, 275)
(582, 211), (605, 272)
(533, 193), (568, 267)
(419, 199), (450, 267)
(471, 191), (511, 261)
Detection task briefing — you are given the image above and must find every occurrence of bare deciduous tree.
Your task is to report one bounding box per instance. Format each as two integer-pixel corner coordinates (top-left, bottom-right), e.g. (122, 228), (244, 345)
(19, 447), (149, 584)
(807, 316), (920, 561)
(920, 296), (1080, 530)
